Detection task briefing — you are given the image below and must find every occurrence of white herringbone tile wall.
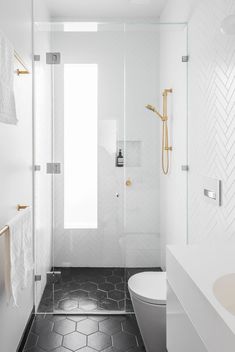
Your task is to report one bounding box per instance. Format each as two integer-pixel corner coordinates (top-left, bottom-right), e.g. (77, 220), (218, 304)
(188, 0), (235, 244)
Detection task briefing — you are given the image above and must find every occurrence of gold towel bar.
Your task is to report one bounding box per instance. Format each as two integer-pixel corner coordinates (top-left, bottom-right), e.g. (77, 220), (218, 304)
(0, 225), (9, 237)
(17, 204), (29, 211)
(0, 205), (29, 237)
(14, 51), (30, 76)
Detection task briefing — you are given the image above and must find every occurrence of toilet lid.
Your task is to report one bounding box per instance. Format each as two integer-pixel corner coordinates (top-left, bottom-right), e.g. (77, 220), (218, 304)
(128, 272), (167, 305)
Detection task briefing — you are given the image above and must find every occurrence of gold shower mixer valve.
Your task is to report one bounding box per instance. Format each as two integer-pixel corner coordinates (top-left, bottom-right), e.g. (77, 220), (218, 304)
(126, 179), (132, 187)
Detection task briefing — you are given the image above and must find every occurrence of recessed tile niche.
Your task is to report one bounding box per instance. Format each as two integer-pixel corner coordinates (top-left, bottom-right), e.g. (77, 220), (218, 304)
(117, 141), (142, 167)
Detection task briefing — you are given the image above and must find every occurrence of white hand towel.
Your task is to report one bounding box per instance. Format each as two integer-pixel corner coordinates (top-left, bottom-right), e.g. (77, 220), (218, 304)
(0, 31), (17, 124)
(4, 208), (33, 306)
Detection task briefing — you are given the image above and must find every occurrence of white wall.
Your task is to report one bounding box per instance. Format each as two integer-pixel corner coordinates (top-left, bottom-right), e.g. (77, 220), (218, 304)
(0, 0), (33, 350)
(51, 27), (161, 267)
(160, 0), (235, 262)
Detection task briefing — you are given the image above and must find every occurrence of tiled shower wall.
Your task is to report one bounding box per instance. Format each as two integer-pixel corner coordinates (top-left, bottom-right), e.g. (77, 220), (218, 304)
(188, 0), (235, 244)
(160, 0), (235, 258)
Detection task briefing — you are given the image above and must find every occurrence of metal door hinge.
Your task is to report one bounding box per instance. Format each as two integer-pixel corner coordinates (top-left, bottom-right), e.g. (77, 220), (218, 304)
(47, 163), (61, 174)
(35, 275), (41, 282)
(181, 165), (189, 171)
(46, 52), (61, 64)
(47, 271), (61, 284)
(34, 55), (40, 62)
(34, 165), (41, 171)
(182, 55), (189, 62)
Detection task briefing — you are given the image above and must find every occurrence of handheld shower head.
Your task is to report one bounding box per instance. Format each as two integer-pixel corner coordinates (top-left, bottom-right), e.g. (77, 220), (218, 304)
(145, 104), (164, 120)
(145, 104), (156, 112)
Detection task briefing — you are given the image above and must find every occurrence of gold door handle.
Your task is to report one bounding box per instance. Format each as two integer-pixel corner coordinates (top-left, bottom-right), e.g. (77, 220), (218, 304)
(126, 179), (132, 187)
(17, 204), (29, 211)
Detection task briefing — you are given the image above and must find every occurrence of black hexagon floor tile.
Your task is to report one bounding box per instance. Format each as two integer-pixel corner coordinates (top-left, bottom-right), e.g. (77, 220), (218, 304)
(108, 290), (125, 301)
(24, 314), (146, 352)
(24, 347), (46, 352)
(57, 299), (78, 312)
(99, 299), (119, 311)
(76, 318), (99, 335)
(37, 267), (160, 313)
(98, 282), (115, 292)
(89, 315), (108, 322)
(112, 331), (137, 350)
(106, 276), (122, 284)
(80, 282), (98, 292)
(78, 347), (98, 352)
(87, 331), (112, 351)
(89, 289), (107, 300)
(63, 331), (87, 350)
(37, 331), (63, 350)
(79, 298), (98, 311)
(53, 319), (76, 335)
(67, 315), (87, 322)
(23, 332), (38, 349)
(51, 347), (72, 352)
(31, 319), (53, 335)
(99, 318), (122, 335)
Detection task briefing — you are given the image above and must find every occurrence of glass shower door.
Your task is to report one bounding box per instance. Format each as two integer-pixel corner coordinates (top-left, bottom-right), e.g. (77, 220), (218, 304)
(51, 24), (126, 314)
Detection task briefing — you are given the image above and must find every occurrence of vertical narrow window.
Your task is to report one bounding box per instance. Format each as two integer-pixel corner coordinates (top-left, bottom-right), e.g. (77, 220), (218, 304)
(64, 64), (98, 229)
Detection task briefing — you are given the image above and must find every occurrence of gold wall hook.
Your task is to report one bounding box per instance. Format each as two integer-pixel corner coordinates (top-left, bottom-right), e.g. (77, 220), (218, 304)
(126, 179), (132, 187)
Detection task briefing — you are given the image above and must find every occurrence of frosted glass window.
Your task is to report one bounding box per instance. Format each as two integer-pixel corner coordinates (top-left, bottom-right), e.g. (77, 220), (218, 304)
(64, 64), (98, 229)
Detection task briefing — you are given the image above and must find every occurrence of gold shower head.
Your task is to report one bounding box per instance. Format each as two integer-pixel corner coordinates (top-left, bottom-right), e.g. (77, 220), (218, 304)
(145, 104), (164, 120)
(145, 104), (156, 112)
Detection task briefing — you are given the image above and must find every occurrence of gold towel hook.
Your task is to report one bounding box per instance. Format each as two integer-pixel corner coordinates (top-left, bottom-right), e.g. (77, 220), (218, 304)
(17, 204), (29, 211)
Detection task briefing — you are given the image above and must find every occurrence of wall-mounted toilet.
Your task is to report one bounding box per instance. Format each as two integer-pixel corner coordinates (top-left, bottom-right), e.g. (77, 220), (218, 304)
(128, 272), (166, 352)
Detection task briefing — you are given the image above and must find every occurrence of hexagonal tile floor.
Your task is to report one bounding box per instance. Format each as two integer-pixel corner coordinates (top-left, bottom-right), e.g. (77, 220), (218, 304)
(38, 267), (161, 314)
(23, 314), (146, 352)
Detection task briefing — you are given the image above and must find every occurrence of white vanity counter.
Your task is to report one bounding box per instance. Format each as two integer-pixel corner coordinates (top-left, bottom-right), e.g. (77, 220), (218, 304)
(167, 245), (235, 352)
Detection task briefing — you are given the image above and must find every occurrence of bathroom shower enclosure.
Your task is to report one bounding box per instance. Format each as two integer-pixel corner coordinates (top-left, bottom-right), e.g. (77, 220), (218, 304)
(33, 1), (188, 314)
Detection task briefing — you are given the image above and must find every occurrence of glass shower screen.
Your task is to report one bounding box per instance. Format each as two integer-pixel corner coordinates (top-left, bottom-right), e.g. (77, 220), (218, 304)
(33, 11), (188, 315)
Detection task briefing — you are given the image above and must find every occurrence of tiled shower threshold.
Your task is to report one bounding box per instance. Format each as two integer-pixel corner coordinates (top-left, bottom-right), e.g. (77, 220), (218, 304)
(38, 267), (161, 314)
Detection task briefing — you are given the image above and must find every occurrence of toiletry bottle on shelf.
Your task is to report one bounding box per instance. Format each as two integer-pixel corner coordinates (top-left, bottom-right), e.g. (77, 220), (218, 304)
(116, 149), (124, 167)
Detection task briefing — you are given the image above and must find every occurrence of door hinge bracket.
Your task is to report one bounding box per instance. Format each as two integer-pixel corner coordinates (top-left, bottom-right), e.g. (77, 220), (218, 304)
(47, 271), (61, 284)
(35, 275), (41, 282)
(47, 163), (61, 174)
(46, 52), (61, 64)
(181, 165), (189, 171)
(182, 55), (189, 62)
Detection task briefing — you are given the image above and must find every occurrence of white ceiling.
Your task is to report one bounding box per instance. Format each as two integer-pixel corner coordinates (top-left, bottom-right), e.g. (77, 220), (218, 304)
(45, 0), (167, 20)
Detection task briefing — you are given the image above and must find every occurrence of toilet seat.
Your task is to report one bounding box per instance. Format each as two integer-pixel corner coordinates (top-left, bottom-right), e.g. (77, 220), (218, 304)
(128, 272), (167, 305)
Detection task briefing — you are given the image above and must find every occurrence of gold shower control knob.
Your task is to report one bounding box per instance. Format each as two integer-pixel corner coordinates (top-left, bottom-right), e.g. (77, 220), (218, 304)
(126, 179), (132, 187)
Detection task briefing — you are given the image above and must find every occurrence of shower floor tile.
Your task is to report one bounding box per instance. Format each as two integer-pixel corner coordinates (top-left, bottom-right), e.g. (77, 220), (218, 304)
(38, 267), (161, 314)
(23, 314), (146, 352)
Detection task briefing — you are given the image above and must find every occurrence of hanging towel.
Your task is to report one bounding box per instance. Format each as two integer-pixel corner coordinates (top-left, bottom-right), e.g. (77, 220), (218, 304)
(0, 31), (17, 124)
(4, 208), (33, 306)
